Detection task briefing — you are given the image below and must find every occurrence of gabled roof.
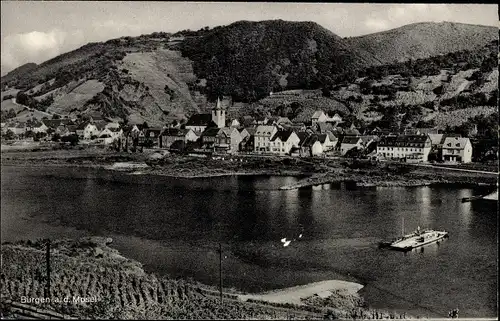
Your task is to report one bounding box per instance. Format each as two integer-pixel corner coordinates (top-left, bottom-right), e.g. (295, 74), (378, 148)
(317, 134), (328, 144)
(242, 127), (256, 135)
(220, 127), (236, 137)
(162, 128), (192, 136)
(443, 137), (470, 149)
(145, 128), (162, 136)
(302, 134), (320, 147)
(42, 119), (62, 128)
(270, 130), (295, 142)
(94, 121), (107, 130)
(316, 122), (334, 133)
(312, 110), (326, 119)
(342, 136), (362, 145)
(428, 134), (445, 146)
(276, 117), (292, 125)
(201, 127), (221, 137)
(76, 121), (92, 130)
(296, 131), (310, 145)
(255, 125), (276, 136)
(186, 113), (212, 126)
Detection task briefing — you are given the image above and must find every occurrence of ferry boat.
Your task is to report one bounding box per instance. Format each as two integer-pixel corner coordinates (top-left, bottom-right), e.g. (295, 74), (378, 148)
(379, 220), (449, 251)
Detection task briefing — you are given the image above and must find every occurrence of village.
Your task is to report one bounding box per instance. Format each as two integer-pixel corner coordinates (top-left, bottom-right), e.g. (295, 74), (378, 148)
(1, 95), (481, 166)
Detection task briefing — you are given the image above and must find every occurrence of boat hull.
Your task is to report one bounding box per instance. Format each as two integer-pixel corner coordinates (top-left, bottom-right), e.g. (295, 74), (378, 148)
(380, 231), (449, 252)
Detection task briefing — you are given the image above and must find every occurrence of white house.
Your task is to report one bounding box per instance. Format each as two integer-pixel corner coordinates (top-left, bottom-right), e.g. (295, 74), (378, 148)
(311, 110), (329, 124)
(105, 122), (121, 130)
(254, 125), (278, 153)
(442, 137), (473, 163)
(377, 134), (432, 162)
(341, 136), (363, 156)
(269, 130), (300, 155)
(301, 135), (324, 157)
(76, 122), (100, 139)
(30, 121), (48, 134)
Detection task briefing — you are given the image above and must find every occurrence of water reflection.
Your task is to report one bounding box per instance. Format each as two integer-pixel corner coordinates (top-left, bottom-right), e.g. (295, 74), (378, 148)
(418, 187), (431, 228)
(457, 189), (473, 228)
(1, 166), (497, 318)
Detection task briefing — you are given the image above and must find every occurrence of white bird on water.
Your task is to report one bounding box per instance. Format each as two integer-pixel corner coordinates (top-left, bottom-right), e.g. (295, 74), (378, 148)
(299, 234), (303, 239)
(280, 238), (287, 243)
(283, 240), (291, 247)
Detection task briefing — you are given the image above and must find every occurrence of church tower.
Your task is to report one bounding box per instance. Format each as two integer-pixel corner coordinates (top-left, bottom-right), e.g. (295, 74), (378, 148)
(211, 97), (226, 128)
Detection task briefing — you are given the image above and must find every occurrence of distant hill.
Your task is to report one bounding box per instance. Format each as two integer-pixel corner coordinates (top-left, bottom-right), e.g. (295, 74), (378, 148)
(0, 20), (497, 126)
(346, 22), (498, 65)
(1, 63), (37, 85)
(179, 20), (382, 102)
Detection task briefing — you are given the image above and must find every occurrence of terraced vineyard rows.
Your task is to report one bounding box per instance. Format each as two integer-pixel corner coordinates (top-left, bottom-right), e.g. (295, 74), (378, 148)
(0, 240), (319, 319)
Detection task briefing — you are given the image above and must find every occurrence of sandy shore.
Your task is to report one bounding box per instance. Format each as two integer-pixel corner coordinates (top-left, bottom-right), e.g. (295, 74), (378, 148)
(238, 280), (364, 305)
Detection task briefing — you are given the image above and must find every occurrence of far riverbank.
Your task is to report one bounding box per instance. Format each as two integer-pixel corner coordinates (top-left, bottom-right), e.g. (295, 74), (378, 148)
(1, 145), (497, 189)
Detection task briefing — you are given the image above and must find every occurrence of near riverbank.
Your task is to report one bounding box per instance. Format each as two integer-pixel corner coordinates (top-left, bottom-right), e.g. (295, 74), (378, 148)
(1, 237), (413, 319)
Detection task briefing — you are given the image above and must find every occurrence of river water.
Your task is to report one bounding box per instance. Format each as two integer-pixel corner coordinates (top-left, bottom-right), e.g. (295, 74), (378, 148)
(1, 165), (497, 318)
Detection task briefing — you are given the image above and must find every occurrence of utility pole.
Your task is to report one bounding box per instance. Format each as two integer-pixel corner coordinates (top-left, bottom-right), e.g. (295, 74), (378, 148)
(46, 239), (51, 299)
(219, 242), (223, 304)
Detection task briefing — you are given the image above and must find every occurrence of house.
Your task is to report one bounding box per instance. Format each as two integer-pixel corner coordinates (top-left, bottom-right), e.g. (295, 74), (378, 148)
(185, 114), (217, 135)
(377, 134), (432, 162)
(55, 125), (70, 137)
(229, 119), (240, 128)
(269, 130), (300, 155)
(325, 131), (339, 151)
(340, 136), (363, 155)
(105, 122), (121, 130)
(200, 127), (241, 153)
(159, 128), (198, 149)
(41, 119), (62, 130)
(254, 125), (278, 153)
(76, 122), (99, 139)
(300, 134), (323, 157)
(311, 110), (328, 124)
(442, 137), (473, 163)
(88, 112), (104, 122)
(30, 121), (48, 133)
(253, 116), (269, 126)
(12, 122), (27, 136)
(274, 117), (293, 128)
(6, 122), (18, 135)
(239, 128), (256, 152)
(67, 125), (78, 135)
(315, 122), (335, 134)
(98, 128), (116, 145)
(317, 133), (334, 152)
(200, 127), (221, 148)
(217, 127), (242, 153)
(330, 113), (343, 123)
(141, 128), (162, 146)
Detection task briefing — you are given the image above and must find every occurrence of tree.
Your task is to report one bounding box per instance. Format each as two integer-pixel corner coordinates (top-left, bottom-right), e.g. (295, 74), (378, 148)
(3, 129), (14, 140)
(142, 122), (149, 129)
(52, 114), (61, 120)
(51, 133), (61, 142)
(7, 108), (17, 119)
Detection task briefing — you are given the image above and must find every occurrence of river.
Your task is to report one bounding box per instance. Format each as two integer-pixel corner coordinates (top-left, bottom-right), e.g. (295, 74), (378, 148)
(1, 165), (497, 318)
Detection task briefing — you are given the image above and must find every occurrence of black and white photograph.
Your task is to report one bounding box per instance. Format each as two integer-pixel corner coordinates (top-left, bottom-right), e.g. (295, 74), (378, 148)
(0, 2), (498, 320)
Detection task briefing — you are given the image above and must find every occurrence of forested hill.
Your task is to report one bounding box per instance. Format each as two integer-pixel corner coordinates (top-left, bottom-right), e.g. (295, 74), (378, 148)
(345, 22), (498, 65)
(178, 20), (382, 102)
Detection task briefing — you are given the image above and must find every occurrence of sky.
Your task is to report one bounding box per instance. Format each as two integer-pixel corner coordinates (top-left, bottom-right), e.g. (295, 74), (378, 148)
(1, 2), (498, 75)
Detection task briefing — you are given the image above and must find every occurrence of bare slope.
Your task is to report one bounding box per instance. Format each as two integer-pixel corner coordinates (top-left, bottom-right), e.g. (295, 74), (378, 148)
(346, 22), (498, 65)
